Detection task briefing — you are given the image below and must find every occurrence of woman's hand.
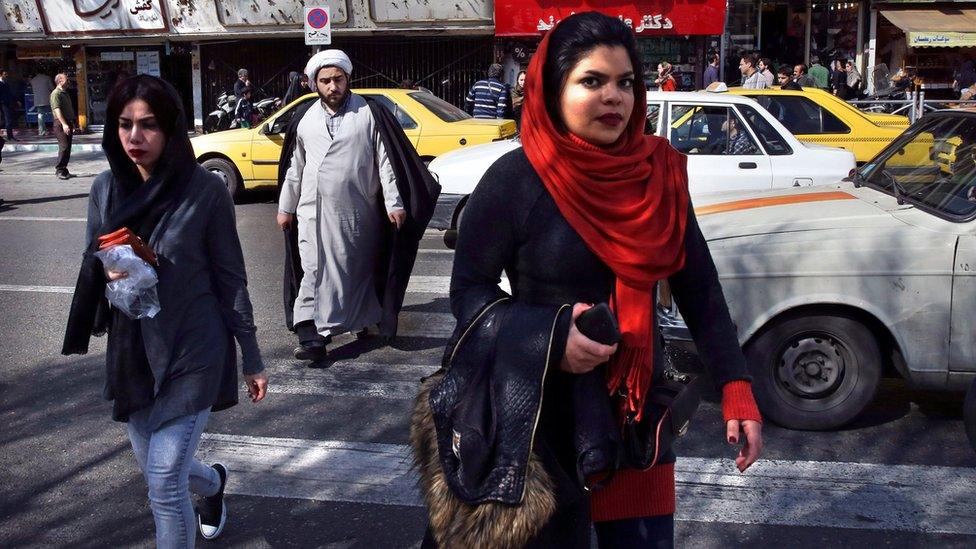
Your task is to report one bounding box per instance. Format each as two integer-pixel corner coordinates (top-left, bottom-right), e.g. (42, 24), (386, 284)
(726, 419), (763, 472)
(560, 303), (618, 374)
(105, 269), (128, 281)
(244, 371), (269, 403)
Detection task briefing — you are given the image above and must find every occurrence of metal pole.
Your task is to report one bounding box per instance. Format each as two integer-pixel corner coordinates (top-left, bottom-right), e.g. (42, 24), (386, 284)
(720, 0), (730, 82)
(805, 0), (812, 66)
(866, 8), (878, 94)
(757, 0), (763, 51)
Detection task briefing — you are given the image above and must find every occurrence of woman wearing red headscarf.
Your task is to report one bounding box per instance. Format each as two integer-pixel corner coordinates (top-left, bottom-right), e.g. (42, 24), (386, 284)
(428, 12), (763, 548)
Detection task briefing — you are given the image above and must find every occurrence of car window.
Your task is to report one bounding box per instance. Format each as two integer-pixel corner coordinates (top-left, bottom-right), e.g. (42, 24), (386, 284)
(269, 97), (315, 134)
(749, 95), (850, 135)
(669, 104), (760, 156)
(362, 94), (418, 130)
(861, 114), (976, 221)
(645, 103), (662, 135)
(737, 104), (792, 155)
(409, 92), (472, 123)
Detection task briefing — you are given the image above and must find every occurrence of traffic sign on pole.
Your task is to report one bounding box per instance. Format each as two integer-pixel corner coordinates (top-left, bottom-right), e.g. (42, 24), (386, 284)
(304, 7), (332, 46)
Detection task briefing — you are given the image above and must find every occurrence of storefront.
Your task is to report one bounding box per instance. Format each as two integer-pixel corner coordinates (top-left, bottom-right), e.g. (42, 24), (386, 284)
(725, 0), (866, 85)
(869, 2), (976, 98)
(492, 0), (726, 90)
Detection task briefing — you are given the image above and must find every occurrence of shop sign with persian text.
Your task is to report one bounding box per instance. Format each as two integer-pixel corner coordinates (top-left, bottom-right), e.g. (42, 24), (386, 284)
(38, 0), (169, 34)
(493, 0), (726, 37)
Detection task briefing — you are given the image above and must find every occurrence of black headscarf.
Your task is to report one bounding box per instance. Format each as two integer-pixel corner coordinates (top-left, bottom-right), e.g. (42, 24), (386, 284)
(283, 71), (304, 106)
(63, 76), (196, 357)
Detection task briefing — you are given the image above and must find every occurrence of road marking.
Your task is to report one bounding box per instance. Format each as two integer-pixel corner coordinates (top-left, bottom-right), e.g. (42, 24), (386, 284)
(0, 277), (509, 296)
(264, 359), (438, 400)
(0, 284), (73, 294)
(0, 216), (86, 222)
(197, 433), (976, 536)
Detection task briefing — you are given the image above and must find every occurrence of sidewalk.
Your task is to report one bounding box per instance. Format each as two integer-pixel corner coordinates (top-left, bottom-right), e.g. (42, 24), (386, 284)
(2, 128), (199, 153)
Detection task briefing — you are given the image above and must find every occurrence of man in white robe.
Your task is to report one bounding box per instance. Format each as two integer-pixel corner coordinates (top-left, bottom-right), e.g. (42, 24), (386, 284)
(277, 50), (406, 362)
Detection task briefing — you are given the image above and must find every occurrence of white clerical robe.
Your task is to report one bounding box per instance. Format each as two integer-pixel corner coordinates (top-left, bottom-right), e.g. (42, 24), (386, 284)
(278, 94), (402, 337)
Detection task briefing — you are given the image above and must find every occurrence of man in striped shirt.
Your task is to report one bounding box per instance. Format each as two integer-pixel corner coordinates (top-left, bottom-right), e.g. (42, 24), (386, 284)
(464, 63), (509, 119)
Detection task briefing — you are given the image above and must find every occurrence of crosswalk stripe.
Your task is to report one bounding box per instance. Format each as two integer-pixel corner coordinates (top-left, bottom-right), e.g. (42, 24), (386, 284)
(0, 276), (509, 297)
(0, 284), (73, 293)
(264, 359), (437, 400)
(197, 433), (976, 536)
(0, 216), (86, 222)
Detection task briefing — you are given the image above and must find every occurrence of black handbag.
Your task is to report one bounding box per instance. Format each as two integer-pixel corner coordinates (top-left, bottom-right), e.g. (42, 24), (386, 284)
(623, 367), (701, 470)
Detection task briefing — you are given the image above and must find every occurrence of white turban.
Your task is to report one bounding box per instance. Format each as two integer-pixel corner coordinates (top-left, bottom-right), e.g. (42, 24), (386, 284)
(305, 49), (353, 83)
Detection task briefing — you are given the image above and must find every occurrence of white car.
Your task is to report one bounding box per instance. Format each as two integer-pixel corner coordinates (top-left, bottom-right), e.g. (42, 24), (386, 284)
(429, 91), (856, 244)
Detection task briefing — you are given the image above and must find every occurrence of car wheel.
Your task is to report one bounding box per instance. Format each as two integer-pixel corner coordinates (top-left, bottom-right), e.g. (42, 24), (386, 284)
(745, 314), (881, 430)
(202, 158), (241, 199)
(965, 377), (976, 454)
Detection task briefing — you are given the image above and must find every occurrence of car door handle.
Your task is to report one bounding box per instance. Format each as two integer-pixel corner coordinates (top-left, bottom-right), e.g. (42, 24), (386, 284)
(738, 162), (757, 169)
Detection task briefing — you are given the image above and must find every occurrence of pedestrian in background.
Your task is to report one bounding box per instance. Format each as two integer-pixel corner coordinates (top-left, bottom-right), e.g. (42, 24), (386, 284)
(0, 68), (18, 140)
(30, 71), (54, 136)
(778, 66), (803, 90)
(794, 63), (817, 88)
(277, 50), (437, 363)
(233, 68), (250, 98)
(740, 53), (768, 89)
(655, 61), (677, 91)
(415, 11), (763, 548)
(51, 73), (75, 180)
(62, 74), (268, 547)
(832, 59), (852, 99)
(511, 70), (526, 128)
(234, 86), (254, 129)
(702, 52), (721, 88)
(283, 71), (306, 105)
(846, 59), (862, 98)
(808, 55), (829, 90)
(464, 63), (509, 119)
(758, 57), (775, 87)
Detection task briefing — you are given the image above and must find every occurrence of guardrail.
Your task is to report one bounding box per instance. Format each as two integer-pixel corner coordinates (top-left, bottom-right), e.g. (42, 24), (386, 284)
(849, 92), (976, 123)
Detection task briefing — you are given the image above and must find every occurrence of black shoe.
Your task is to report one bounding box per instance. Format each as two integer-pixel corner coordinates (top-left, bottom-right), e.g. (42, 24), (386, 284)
(356, 327), (370, 340)
(56, 171), (69, 180)
(294, 341), (329, 361)
(197, 463), (228, 539)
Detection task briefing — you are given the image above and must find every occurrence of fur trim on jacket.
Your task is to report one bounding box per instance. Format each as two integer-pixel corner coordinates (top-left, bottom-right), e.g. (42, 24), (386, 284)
(410, 372), (557, 548)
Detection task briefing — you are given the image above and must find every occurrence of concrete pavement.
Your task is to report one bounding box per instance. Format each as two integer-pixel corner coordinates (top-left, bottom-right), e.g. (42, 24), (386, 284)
(1, 170), (974, 548)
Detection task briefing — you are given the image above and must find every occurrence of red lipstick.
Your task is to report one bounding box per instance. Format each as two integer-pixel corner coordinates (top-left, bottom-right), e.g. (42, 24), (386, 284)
(596, 113), (623, 126)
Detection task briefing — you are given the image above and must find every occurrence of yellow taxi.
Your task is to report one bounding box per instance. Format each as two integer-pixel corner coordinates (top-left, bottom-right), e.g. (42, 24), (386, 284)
(727, 87), (908, 163)
(191, 89), (517, 197)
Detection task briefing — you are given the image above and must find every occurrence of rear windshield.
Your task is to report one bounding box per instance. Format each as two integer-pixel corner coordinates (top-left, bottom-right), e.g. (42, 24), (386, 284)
(409, 92), (472, 123)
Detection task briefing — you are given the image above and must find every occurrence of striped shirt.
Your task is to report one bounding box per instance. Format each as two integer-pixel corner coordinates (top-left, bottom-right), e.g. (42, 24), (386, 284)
(464, 78), (509, 119)
(324, 94), (350, 138)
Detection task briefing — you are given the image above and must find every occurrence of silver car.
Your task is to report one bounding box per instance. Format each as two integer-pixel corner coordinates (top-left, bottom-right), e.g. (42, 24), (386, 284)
(661, 110), (976, 438)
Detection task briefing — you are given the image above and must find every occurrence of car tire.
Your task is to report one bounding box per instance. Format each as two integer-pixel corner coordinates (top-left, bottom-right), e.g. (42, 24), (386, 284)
(202, 158), (242, 200)
(745, 314), (881, 430)
(965, 377), (976, 454)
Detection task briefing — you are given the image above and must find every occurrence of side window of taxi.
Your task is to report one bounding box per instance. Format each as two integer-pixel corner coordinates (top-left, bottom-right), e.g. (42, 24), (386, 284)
(271, 97), (315, 134)
(756, 96), (849, 135)
(362, 94), (419, 130)
(669, 104), (760, 155)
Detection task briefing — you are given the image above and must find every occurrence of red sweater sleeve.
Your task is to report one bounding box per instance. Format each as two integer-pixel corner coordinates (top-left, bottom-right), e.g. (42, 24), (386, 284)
(721, 380), (762, 423)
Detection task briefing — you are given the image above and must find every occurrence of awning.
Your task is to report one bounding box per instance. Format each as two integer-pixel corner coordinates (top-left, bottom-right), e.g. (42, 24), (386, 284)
(908, 31), (976, 48)
(880, 8), (976, 33)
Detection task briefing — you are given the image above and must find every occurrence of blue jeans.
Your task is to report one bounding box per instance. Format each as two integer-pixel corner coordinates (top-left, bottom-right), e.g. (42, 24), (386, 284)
(127, 408), (221, 549)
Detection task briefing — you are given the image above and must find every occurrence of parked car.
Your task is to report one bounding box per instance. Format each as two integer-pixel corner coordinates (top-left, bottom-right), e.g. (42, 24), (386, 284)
(727, 87), (908, 163)
(659, 109), (976, 433)
(429, 91), (854, 242)
(191, 89), (516, 198)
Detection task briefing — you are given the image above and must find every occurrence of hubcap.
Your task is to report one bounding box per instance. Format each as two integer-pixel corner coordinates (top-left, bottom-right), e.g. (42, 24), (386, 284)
(778, 336), (845, 399)
(209, 168), (230, 188)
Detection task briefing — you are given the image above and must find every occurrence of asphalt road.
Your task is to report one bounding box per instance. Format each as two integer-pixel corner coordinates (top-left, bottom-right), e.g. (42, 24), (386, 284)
(1, 150), (974, 548)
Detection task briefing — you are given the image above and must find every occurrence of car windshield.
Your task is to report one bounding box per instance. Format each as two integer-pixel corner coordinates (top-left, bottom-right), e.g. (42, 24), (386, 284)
(409, 92), (472, 122)
(860, 114), (976, 222)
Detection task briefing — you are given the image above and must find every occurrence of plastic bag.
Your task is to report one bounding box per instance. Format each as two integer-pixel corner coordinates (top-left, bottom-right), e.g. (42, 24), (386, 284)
(94, 244), (161, 319)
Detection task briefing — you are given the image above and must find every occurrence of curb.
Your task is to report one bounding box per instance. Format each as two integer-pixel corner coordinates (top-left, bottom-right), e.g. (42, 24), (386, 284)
(3, 144), (103, 153)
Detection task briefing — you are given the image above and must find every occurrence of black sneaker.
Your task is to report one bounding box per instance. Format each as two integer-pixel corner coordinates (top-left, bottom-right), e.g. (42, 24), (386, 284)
(56, 171), (69, 180)
(197, 463), (228, 539)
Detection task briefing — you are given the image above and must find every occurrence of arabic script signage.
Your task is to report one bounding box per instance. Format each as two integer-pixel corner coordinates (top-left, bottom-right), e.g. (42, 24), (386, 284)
(494, 0), (726, 37)
(908, 31), (976, 48)
(37, 0), (169, 34)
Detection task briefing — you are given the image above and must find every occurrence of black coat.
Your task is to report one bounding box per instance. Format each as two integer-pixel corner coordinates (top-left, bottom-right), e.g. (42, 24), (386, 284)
(443, 148), (752, 545)
(276, 95), (441, 336)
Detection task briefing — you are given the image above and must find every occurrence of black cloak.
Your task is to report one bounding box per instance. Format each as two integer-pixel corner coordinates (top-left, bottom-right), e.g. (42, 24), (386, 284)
(276, 94), (441, 337)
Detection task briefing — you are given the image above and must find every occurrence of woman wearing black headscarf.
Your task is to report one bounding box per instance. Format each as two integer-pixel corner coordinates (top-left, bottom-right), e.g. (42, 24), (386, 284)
(283, 70), (308, 105)
(63, 75), (268, 547)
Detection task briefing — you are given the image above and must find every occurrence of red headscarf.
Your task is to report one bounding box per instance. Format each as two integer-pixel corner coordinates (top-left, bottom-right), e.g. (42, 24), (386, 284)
(520, 24), (690, 421)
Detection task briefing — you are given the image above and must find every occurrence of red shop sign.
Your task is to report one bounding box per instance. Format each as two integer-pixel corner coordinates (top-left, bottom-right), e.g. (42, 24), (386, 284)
(494, 0), (726, 37)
